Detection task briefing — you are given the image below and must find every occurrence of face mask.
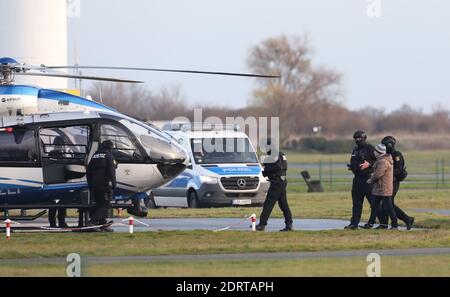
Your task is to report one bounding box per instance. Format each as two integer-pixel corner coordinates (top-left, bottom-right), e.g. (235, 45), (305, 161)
(385, 145), (394, 153)
(355, 140), (365, 147)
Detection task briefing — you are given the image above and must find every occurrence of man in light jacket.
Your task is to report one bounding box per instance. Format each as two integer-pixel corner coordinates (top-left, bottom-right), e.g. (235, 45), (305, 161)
(362, 143), (398, 230)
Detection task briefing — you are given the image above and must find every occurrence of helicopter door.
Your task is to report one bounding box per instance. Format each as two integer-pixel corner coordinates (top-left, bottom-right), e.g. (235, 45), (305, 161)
(99, 123), (146, 197)
(0, 126), (42, 204)
(39, 125), (90, 185)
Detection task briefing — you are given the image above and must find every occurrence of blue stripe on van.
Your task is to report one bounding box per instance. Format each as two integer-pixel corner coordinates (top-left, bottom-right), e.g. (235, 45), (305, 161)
(204, 166), (261, 176)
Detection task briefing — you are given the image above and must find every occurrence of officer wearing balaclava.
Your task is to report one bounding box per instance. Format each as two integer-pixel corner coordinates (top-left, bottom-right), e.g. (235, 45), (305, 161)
(255, 139), (293, 232)
(344, 130), (376, 229)
(377, 136), (414, 230)
(86, 140), (117, 232)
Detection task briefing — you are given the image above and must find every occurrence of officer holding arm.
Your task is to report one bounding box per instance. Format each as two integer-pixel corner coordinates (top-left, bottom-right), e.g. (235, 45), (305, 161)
(377, 136), (414, 230)
(87, 140), (117, 232)
(345, 130), (376, 229)
(256, 141), (293, 232)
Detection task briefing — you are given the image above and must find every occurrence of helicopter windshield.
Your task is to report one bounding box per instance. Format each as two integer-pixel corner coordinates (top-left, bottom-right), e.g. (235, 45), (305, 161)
(119, 119), (187, 163)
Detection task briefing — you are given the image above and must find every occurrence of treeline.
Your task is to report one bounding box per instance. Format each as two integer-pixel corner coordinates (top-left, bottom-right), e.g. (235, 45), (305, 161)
(87, 35), (450, 148)
(88, 83), (450, 137)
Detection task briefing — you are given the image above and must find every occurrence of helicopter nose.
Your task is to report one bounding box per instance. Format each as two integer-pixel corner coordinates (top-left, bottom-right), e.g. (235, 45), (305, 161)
(155, 142), (188, 181)
(139, 131), (188, 181)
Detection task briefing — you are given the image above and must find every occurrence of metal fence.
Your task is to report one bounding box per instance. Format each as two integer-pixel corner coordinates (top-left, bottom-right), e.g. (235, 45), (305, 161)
(287, 159), (450, 192)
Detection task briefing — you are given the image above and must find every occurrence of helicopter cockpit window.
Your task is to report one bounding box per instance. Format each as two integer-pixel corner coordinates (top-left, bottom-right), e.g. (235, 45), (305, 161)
(100, 124), (143, 162)
(40, 126), (89, 160)
(0, 127), (38, 164)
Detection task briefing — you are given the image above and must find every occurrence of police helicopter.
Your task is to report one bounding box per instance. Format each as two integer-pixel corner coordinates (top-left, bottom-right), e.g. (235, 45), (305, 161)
(0, 57), (278, 224)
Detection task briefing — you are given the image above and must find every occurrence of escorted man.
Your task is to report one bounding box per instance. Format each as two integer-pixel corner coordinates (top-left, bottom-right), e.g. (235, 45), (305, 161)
(363, 143), (398, 230)
(87, 140), (117, 232)
(377, 136), (414, 230)
(345, 130), (376, 229)
(256, 141), (293, 232)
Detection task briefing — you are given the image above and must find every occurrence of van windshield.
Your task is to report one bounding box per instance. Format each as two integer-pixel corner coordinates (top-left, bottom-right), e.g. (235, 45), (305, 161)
(190, 137), (258, 164)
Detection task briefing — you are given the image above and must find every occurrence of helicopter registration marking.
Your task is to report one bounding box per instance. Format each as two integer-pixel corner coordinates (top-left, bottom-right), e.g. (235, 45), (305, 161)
(1, 97), (21, 103)
(0, 189), (21, 195)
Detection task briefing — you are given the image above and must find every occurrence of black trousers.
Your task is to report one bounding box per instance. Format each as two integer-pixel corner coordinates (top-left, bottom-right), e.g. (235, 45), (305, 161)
(368, 196), (398, 227)
(90, 188), (113, 225)
(259, 180), (293, 226)
(350, 177), (373, 226)
(48, 208), (66, 225)
(378, 182), (409, 225)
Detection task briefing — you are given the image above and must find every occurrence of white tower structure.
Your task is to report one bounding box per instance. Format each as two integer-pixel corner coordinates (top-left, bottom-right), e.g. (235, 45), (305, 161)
(0, 0), (68, 89)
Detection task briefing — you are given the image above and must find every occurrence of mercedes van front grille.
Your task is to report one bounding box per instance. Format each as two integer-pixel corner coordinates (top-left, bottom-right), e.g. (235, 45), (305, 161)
(220, 176), (259, 190)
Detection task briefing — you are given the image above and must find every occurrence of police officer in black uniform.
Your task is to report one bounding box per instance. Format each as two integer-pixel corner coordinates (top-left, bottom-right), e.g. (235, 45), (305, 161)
(87, 140), (117, 232)
(256, 142), (293, 232)
(377, 136), (414, 230)
(345, 130), (376, 229)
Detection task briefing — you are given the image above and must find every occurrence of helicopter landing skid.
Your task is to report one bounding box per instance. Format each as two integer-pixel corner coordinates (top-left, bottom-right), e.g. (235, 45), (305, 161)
(0, 210), (47, 221)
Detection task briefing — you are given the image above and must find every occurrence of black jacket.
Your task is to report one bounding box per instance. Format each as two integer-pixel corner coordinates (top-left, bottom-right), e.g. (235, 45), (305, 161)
(87, 149), (117, 191)
(262, 152), (287, 181)
(349, 142), (376, 178)
(391, 150), (406, 182)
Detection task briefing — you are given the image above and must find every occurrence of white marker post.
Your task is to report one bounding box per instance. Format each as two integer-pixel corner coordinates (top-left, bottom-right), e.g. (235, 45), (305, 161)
(250, 214), (256, 231)
(5, 219), (11, 240)
(128, 217), (134, 234)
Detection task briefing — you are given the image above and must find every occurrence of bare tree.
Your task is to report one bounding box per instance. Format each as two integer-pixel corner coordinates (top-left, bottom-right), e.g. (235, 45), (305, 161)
(247, 35), (342, 142)
(88, 83), (188, 121)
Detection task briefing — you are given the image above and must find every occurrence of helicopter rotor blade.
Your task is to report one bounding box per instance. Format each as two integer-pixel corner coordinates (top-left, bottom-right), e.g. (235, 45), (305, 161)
(39, 65), (280, 79)
(15, 72), (143, 83)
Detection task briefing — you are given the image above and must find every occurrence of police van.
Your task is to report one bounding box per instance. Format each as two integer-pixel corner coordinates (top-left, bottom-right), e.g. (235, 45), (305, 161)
(147, 123), (269, 208)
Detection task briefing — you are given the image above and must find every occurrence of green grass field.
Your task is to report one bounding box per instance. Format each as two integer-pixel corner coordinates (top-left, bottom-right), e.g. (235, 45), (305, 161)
(2, 150), (450, 276)
(1, 188), (449, 276)
(1, 229), (449, 259)
(2, 255), (449, 277)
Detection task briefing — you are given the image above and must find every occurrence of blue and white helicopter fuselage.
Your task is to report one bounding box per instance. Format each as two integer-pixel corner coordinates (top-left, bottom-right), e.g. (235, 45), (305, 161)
(0, 85), (188, 217)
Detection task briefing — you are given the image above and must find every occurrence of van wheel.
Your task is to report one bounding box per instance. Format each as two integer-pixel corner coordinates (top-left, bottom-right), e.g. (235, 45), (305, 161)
(144, 192), (157, 209)
(188, 191), (200, 208)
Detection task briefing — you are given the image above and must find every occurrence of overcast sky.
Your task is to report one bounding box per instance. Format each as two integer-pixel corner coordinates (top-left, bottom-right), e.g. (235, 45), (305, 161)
(68, 0), (450, 112)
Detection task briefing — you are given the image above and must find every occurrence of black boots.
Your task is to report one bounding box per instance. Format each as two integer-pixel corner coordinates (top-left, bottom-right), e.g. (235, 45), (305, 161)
(255, 224), (266, 231)
(279, 225), (293, 232)
(361, 224), (373, 229)
(58, 221), (69, 229)
(255, 224), (294, 231)
(375, 224), (388, 230)
(344, 224), (358, 230)
(406, 217), (415, 230)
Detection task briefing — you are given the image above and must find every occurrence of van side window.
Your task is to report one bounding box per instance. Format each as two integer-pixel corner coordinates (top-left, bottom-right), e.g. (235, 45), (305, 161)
(100, 124), (143, 162)
(40, 126), (89, 160)
(0, 127), (38, 163)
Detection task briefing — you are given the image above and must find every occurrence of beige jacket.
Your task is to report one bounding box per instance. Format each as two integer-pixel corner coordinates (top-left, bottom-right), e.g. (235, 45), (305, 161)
(368, 155), (393, 197)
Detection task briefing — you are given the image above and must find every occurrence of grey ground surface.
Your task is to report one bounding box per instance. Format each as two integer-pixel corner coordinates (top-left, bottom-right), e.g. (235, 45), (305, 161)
(1, 248), (449, 264)
(409, 208), (450, 215)
(7, 217), (418, 233)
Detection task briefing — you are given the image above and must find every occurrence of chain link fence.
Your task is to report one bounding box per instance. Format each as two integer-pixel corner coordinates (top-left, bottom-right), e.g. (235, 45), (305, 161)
(288, 159), (450, 192)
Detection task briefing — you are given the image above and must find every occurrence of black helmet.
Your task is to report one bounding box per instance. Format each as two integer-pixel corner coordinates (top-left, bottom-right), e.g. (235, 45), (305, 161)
(353, 130), (367, 141)
(382, 136), (396, 152)
(101, 140), (114, 151)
